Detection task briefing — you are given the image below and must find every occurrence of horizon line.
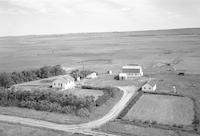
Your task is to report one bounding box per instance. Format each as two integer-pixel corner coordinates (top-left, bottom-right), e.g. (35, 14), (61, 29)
(1, 27), (200, 38)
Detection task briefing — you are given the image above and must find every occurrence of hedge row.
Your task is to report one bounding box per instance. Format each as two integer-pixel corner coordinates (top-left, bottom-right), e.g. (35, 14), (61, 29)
(81, 85), (115, 106)
(0, 88), (95, 117)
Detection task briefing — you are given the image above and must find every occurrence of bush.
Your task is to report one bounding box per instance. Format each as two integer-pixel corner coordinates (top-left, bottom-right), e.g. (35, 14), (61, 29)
(76, 108), (90, 117)
(70, 69), (97, 79)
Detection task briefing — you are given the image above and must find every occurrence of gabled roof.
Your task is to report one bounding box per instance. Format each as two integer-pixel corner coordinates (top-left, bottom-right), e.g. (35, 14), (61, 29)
(53, 75), (74, 83)
(145, 80), (156, 86)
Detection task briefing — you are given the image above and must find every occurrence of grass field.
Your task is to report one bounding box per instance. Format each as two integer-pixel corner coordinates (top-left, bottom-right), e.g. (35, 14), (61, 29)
(98, 121), (199, 136)
(0, 122), (84, 136)
(123, 94), (194, 126)
(83, 74), (147, 87)
(0, 28), (200, 75)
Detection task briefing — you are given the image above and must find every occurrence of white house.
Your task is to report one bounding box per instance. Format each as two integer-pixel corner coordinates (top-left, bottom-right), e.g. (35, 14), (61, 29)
(86, 72), (97, 79)
(142, 80), (157, 92)
(52, 75), (75, 90)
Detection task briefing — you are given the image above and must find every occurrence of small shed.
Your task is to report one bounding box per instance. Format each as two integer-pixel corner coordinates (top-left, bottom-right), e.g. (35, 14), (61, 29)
(86, 72), (97, 79)
(52, 75), (75, 90)
(142, 80), (157, 92)
(107, 70), (113, 75)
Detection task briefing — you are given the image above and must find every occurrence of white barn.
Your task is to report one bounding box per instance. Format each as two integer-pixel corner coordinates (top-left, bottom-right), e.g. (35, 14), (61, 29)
(52, 75), (75, 90)
(142, 80), (157, 92)
(119, 64), (143, 80)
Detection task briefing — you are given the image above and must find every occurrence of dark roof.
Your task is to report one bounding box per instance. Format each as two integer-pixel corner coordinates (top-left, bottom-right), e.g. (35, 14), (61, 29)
(146, 80), (156, 86)
(127, 64), (139, 66)
(122, 68), (140, 73)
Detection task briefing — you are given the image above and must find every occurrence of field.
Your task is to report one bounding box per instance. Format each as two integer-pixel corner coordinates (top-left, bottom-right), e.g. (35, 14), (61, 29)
(0, 28), (200, 75)
(83, 74), (147, 87)
(123, 94), (194, 126)
(0, 121), (84, 136)
(98, 121), (199, 136)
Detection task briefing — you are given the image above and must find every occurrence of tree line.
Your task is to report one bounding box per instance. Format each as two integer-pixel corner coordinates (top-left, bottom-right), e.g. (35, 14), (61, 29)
(0, 88), (95, 117)
(0, 65), (66, 88)
(70, 69), (96, 80)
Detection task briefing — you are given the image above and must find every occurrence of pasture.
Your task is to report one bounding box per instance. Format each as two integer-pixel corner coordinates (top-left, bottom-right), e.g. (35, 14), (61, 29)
(123, 94), (194, 126)
(0, 28), (200, 75)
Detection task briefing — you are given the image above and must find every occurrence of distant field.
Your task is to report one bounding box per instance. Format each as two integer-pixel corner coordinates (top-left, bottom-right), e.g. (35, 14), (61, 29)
(123, 94), (194, 126)
(0, 28), (200, 74)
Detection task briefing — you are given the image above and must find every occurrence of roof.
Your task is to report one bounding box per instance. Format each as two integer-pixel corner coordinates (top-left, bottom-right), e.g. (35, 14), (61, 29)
(53, 75), (74, 83)
(127, 64), (139, 66)
(122, 65), (142, 69)
(86, 72), (97, 77)
(145, 80), (157, 86)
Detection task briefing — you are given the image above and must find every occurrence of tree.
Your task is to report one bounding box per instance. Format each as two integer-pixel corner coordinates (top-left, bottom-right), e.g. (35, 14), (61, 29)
(0, 72), (14, 88)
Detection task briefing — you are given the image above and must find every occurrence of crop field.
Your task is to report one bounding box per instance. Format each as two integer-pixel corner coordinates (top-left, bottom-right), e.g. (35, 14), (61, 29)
(123, 94), (194, 126)
(0, 28), (200, 75)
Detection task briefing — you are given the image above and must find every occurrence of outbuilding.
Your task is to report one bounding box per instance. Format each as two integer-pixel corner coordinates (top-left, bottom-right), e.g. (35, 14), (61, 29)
(86, 72), (97, 79)
(52, 75), (75, 90)
(142, 80), (157, 92)
(121, 64), (143, 79)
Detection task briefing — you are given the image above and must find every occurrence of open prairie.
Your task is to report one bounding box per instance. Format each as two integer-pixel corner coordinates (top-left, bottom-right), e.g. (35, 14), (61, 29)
(0, 28), (200, 74)
(123, 94), (194, 126)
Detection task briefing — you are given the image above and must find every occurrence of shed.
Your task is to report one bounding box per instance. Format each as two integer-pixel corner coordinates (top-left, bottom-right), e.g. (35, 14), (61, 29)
(52, 75), (75, 90)
(107, 70), (113, 75)
(142, 80), (157, 92)
(86, 72), (97, 79)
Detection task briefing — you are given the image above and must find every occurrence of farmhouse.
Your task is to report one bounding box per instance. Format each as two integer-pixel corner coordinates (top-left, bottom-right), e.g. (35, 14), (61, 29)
(52, 75), (75, 90)
(142, 80), (157, 92)
(119, 64), (143, 80)
(86, 72), (97, 79)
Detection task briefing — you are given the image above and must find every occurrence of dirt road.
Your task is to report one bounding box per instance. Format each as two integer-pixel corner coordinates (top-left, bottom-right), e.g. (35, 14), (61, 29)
(0, 86), (138, 135)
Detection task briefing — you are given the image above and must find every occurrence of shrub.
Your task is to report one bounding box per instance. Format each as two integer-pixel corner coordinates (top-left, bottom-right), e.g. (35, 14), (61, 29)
(76, 108), (90, 117)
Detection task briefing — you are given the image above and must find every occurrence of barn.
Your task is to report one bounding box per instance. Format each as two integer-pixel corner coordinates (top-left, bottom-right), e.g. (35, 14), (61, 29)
(142, 80), (157, 92)
(52, 75), (75, 90)
(120, 64), (143, 79)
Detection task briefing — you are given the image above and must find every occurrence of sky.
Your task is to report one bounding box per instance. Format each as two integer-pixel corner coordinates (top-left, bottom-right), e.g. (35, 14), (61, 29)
(0, 0), (200, 36)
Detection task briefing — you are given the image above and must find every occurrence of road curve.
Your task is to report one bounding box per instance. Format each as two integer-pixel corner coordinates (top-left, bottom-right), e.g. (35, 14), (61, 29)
(0, 86), (138, 135)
